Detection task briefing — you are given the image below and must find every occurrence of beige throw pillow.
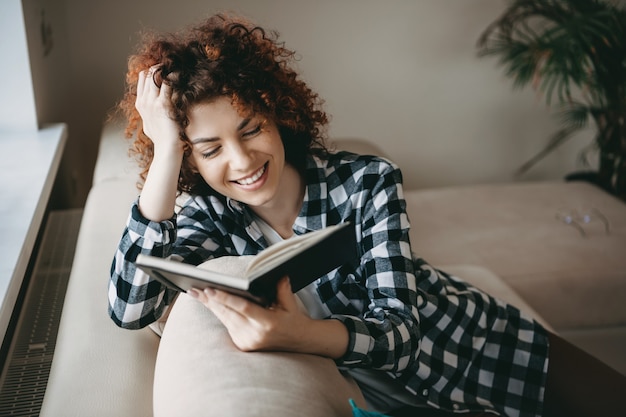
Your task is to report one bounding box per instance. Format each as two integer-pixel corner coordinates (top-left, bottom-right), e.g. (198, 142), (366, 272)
(153, 293), (366, 417)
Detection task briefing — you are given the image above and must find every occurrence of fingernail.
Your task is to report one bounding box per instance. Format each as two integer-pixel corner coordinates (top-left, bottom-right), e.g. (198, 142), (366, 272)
(204, 287), (216, 296)
(187, 289), (199, 299)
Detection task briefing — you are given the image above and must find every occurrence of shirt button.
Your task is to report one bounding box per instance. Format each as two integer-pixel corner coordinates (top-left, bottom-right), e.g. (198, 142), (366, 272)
(422, 389), (429, 397)
(453, 404), (460, 410)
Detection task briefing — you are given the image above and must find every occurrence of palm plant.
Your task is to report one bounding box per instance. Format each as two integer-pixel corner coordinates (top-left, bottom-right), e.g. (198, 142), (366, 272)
(477, 0), (626, 200)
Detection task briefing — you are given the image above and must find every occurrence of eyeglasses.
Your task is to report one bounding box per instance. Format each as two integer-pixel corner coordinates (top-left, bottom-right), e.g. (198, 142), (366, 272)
(555, 208), (610, 237)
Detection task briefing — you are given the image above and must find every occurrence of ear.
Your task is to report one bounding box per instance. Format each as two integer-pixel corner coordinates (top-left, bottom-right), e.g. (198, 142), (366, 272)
(187, 159), (200, 174)
(183, 145), (200, 174)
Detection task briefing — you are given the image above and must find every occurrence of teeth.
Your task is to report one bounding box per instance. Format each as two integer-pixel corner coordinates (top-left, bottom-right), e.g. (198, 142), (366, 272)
(236, 165), (265, 185)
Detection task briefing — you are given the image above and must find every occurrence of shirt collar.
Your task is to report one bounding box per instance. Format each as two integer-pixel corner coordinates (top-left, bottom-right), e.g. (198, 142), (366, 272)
(293, 154), (329, 233)
(225, 197), (267, 248)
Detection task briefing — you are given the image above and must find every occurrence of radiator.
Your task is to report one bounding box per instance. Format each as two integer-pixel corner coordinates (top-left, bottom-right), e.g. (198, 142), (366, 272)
(0, 209), (82, 416)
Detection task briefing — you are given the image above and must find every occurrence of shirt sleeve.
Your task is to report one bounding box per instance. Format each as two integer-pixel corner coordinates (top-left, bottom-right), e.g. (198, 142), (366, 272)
(108, 198), (224, 329)
(331, 160), (422, 373)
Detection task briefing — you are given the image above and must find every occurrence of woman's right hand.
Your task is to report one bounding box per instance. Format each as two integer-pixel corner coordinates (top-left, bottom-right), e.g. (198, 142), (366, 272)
(135, 65), (183, 154)
(135, 65), (186, 222)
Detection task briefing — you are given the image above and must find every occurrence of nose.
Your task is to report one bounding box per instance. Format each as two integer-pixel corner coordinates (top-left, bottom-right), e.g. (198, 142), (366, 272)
(226, 141), (254, 171)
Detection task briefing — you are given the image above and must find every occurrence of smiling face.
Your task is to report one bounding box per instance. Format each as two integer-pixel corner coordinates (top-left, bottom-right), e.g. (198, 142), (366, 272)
(185, 97), (292, 209)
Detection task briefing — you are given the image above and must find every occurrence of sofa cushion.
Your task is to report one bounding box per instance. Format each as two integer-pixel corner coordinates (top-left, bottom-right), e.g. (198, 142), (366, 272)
(405, 181), (626, 330)
(153, 293), (367, 417)
(40, 178), (159, 417)
(92, 118), (140, 185)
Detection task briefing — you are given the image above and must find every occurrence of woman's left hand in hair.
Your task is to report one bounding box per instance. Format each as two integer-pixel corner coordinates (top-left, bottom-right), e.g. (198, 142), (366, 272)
(189, 277), (349, 359)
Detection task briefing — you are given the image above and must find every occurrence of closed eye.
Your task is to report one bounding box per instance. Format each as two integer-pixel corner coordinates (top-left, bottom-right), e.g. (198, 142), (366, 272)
(242, 124), (262, 138)
(201, 146), (220, 159)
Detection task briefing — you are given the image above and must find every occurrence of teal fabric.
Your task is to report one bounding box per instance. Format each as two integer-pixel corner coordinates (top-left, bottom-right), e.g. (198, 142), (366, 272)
(350, 399), (392, 417)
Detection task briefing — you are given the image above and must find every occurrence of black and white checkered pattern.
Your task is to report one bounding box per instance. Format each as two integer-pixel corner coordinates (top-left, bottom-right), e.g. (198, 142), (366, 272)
(109, 151), (549, 417)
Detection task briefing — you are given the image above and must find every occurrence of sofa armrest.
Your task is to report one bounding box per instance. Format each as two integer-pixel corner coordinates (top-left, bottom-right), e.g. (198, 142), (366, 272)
(40, 179), (160, 417)
(92, 118), (140, 186)
(153, 294), (366, 417)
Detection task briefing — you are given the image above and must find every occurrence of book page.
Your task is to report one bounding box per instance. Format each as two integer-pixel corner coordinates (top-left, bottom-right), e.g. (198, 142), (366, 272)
(244, 224), (344, 278)
(198, 255), (255, 280)
(136, 255), (252, 292)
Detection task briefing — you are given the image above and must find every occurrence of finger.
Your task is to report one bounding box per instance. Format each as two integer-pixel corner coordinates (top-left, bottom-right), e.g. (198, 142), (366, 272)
(274, 276), (298, 312)
(187, 288), (205, 302)
(205, 288), (248, 309)
(146, 64), (162, 87)
(188, 287), (247, 328)
(204, 293), (249, 329)
(138, 65), (161, 97)
(205, 288), (267, 318)
(136, 69), (157, 106)
(159, 81), (171, 99)
(136, 70), (147, 97)
(143, 69), (159, 98)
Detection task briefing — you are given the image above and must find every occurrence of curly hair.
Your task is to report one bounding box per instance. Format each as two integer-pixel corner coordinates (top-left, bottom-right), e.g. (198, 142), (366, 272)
(117, 13), (329, 194)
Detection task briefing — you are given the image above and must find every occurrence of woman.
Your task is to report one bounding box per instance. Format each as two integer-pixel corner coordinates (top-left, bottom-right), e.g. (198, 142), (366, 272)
(109, 13), (626, 417)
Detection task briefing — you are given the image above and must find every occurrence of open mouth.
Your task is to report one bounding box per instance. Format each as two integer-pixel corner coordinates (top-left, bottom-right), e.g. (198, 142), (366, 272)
(234, 163), (267, 186)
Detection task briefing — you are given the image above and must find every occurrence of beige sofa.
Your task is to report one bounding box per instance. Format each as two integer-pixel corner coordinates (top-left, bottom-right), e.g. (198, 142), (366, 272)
(40, 121), (625, 416)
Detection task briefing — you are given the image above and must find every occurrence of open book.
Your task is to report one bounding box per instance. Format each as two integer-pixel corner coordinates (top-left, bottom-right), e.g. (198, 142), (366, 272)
(135, 222), (357, 306)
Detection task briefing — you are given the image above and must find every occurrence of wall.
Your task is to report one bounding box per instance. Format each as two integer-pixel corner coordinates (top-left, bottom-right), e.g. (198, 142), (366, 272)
(1, 0), (38, 131)
(21, 0), (71, 128)
(56, 0), (597, 207)
(17, 0), (72, 208)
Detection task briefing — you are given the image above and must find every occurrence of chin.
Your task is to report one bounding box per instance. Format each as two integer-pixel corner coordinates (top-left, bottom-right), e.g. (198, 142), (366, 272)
(241, 194), (276, 209)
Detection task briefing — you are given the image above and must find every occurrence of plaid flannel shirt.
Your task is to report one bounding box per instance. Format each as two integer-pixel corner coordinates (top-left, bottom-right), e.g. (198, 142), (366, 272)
(109, 151), (549, 417)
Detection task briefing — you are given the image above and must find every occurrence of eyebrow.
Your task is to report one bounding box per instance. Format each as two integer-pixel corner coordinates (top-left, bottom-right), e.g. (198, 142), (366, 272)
(190, 118), (252, 144)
